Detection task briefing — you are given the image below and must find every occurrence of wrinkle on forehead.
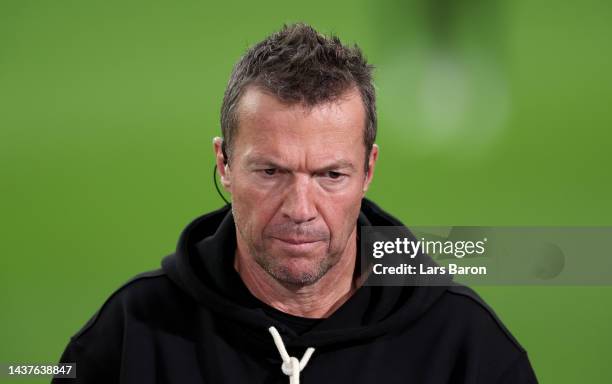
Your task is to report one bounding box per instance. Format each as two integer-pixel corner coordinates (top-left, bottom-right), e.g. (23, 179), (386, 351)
(236, 86), (365, 137)
(243, 150), (357, 173)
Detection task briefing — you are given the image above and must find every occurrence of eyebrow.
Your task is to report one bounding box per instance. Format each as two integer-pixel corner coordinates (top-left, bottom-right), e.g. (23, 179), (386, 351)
(244, 155), (356, 173)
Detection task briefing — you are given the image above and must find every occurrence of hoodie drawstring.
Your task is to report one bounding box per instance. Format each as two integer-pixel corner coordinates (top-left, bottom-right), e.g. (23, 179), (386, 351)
(268, 326), (315, 384)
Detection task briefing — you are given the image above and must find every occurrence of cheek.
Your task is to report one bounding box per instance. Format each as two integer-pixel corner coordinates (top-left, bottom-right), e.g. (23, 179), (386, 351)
(320, 187), (363, 240)
(232, 177), (279, 236)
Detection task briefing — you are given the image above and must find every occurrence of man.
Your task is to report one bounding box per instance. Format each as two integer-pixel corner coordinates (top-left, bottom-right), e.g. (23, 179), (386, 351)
(54, 23), (538, 383)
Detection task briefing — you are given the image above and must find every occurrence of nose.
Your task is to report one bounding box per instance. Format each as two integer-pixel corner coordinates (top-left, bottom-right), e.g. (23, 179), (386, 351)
(281, 174), (317, 224)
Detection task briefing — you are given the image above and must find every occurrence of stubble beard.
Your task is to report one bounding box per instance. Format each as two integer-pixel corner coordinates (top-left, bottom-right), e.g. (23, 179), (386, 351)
(253, 246), (337, 287)
(232, 206), (338, 287)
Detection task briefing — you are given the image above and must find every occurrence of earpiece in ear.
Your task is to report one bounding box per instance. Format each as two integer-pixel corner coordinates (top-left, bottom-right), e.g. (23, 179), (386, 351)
(221, 140), (228, 165)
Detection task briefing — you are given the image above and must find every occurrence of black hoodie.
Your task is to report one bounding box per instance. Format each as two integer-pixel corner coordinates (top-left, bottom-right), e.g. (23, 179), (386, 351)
(53, 199), (538, 383)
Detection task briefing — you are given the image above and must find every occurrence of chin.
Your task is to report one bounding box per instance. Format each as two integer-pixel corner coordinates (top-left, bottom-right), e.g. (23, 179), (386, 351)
(272, 268), (323, 286)
(265, 257), (332, 286)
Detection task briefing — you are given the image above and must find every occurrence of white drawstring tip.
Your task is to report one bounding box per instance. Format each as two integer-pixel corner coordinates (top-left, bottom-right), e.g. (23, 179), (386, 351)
(268, 326), (316, 384)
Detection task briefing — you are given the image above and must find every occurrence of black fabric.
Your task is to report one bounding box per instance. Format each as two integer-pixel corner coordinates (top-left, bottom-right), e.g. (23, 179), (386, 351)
(53, 198), (538, 383)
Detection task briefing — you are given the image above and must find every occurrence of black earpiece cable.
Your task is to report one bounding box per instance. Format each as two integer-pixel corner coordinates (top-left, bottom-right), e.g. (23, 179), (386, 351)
(213, 164), (231, 205)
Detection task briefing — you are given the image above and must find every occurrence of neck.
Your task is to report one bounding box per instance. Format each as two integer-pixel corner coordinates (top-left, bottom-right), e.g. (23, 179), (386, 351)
(234, 229), (358, 318)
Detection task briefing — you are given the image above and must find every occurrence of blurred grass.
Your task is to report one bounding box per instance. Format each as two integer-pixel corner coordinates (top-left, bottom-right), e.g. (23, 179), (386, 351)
(1, 0), (611, 382)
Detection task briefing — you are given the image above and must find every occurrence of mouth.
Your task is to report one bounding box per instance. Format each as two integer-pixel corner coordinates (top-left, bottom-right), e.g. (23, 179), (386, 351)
(273, 237), (321, 244)
(270, 237), (325, 252)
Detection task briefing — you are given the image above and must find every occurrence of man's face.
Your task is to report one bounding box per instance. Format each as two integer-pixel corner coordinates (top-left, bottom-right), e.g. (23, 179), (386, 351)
(215, 86), (378, 286)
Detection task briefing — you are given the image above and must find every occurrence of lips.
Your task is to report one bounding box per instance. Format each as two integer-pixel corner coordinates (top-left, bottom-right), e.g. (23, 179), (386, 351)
(272, 237), (322, 245)
(270, 237), (325, 253)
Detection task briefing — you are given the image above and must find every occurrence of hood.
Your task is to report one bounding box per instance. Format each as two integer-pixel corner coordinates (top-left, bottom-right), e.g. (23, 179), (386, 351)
(162, 198), (452, 350)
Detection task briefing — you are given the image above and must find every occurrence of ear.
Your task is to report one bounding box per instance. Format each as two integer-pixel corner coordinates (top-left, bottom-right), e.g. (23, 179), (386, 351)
(213, 137), (231, 191)
(362, 144), (379, 195)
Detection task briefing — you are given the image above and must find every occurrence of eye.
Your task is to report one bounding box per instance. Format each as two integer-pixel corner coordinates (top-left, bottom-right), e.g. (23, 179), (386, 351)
(263, 168), (277, 176)
(327, 171), (342, 179)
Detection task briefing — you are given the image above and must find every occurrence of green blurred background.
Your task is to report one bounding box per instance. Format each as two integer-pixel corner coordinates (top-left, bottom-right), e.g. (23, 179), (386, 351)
(1, 0), (611, 382)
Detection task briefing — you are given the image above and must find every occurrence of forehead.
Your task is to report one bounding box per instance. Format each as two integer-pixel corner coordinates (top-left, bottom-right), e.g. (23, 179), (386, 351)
(233, 86), (366, 163)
